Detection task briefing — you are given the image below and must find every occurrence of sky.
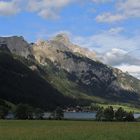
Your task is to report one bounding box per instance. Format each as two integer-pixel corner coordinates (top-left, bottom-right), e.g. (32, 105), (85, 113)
(0, 0), (140, 79)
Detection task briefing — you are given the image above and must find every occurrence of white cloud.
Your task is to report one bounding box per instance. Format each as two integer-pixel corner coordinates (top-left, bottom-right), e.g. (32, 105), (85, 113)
(117, 0), (140, 15)
(118, 65), (140, 73)
(108, 27), (124, 34)
(27, 0), (113, 19)
(92, 0), (113, 3)
(72, 30), (140, 52)
(0, 0), (73, 18)
(0, 0), (21, 16)
(96, 12), (125, 23)
(98, 48), (127, 65)
(117, 65), (140, 79)
(27, 0), (72, 19)
(0, 0), (114, 18)
(96, 0), (140, 23)
(98, 48), (140, 66)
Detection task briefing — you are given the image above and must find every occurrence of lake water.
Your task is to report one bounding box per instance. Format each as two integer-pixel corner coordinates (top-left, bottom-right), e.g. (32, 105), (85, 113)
(44, 112), (140, 119)
(6, 112), (140, 120)
(64, 112), (96, 119)
(134, 113), (140, 119)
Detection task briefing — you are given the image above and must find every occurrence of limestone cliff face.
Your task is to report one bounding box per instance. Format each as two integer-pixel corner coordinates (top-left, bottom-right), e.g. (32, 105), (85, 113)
(0, 36), (31, 58)
(32, 34), (96, 69)
(52, 34), (97, 60)
(32, 34), (96, 65)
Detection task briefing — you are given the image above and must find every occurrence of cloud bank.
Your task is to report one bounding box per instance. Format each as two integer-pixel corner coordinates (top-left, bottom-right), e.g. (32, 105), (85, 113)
(0, 0), (140, 22)
(96, 0), (140, 23)
(0, 0), (20, 16)
(0, 0), (114, 19)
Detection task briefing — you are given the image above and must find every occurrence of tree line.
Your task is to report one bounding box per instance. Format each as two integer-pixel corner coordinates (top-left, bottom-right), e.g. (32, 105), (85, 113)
(96, 106), (135, 121)
(0, 99), (137, 121)
(0, 100), (64, 120)
(14, 104), (64, 120)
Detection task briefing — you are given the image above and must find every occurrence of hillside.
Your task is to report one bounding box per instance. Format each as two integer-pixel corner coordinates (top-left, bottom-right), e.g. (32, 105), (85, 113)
(0, 50), (79, 110)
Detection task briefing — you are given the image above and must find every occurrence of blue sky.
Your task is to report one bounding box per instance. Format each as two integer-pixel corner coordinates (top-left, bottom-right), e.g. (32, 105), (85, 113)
(0, 0), (116, 41)
(0, 0), (140, 78)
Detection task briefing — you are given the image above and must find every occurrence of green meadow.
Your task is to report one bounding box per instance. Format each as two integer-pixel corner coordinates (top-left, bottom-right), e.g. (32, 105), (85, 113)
(97, 103), (140, 113)
(0, 120), (140, 140)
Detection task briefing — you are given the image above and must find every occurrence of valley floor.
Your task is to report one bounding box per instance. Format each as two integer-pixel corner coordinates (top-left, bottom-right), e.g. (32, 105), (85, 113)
(0, 120), (140, 140)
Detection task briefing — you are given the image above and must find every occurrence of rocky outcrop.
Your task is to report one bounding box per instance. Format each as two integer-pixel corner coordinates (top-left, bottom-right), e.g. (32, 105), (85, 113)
(33, 34), (96, 65)
(0, 36), (31, 58)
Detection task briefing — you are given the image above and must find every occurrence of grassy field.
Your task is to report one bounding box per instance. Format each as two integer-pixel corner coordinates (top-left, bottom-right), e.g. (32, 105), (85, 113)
(97, 103), (140, 113)
(0, 120), (140, 140)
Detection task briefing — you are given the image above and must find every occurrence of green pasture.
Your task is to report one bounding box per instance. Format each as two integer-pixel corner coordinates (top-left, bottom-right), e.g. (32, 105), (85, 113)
(0, 120), (140, 140)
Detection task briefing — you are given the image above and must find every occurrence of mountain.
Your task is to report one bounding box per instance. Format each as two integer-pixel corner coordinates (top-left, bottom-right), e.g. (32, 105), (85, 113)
(33, 34), (96, 64)
(55, 34), (96, 60)
(0, 48), (79, 110)
(0, 36), (32, 58)
(0, 35), (140, 109)
(32, 34), (140, 106)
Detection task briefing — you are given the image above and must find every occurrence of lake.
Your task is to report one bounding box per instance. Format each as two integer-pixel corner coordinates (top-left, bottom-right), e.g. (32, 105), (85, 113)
(44, 112), (140, 120)
(6, 112), (140, 120)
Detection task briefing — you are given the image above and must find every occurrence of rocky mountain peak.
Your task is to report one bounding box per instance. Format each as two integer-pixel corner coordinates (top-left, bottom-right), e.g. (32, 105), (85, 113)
(0, 36), (31, 58)
(49, 34), (97, 60)
(52, 33), (70, 45)
(48, 34), (71, 50)
(33, 34), (97, 65)
(36, 40), (49, 48)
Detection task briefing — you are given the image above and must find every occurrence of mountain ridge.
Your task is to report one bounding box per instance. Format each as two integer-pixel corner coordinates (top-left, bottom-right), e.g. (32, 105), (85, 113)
(0, 35), (140, 109)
